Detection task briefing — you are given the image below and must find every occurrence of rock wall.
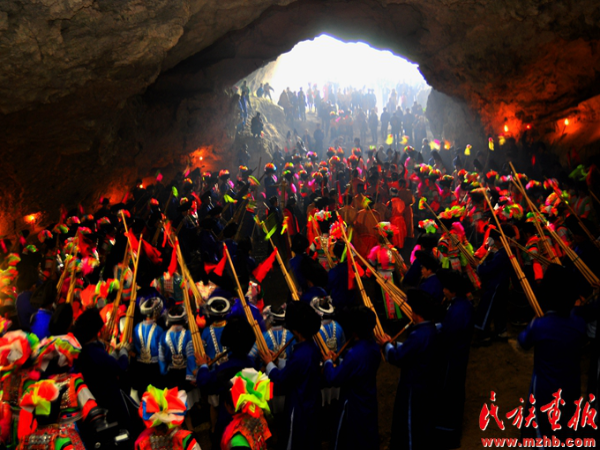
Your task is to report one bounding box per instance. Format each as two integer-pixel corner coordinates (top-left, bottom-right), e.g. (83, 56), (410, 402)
(2, 0), (600, 235)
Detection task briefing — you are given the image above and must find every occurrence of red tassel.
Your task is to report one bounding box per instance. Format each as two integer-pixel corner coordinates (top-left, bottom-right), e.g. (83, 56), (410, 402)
(252, 249), (277, 282)
(162, 222), (171, 248)
(126, 230), (139, 255)
(213, 251), (228, 277)
(168, 246), (178, 276)
(142, 241), (163, 266)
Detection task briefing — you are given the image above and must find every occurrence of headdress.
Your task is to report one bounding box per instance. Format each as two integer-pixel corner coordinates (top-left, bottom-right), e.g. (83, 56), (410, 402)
(206, 296), (231, 318)
(230, 368), (273, 417)
(36, 333), (81, 371)
(0, 331), (40, 378)
(418, 219), (438, 234)
(139, 385), (187, 429)
(37, 230), (53, 243)
(376, 222), (399, 238)
(140, 297), (164, 318)
(310, 296), (335, 318)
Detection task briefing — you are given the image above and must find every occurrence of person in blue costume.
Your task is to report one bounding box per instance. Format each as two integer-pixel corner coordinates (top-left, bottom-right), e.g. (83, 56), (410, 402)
(324, 306), (381, 450)
(176, 201), (199, 263)
(249, 303), (294, 428)
(73, 308), (140, 434)
(378, 289), (441, 450)
(434, 269), (474, 449)
(227, 294), (266, 332)
(297, 252), (329, 304)
(518, 264), (587, 442)
(196, 317), (256, 449)
(200, 296), (231, 434)
(311, 296), (346, 355)
(30, 281), (56, 340)
(198, 218), (222, 265)
(327, 241), (357, 310)
(201, 296), (231, 363)
(289, 234), (311, 294)
(249, 304), (294, 367)
(198, 190), (214, 221)
(260, 301), (324, 450)
(403, 233), (439, 287)
(263, 163), (278, 201)
(474, 225), (514, 346)
(132, 296), (165, 393)
(415, 250), (444, 304)
(158, 305), (196, 391)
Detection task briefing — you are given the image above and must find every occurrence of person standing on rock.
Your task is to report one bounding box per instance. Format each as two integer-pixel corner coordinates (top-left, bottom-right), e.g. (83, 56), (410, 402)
(256, 83), (264, 98)
(298, 87), (307, 121)
(250, 112), (263, 138)
(240, 80), (251, 110)
(264, 82), (274, 101)
(380, 107), (390, 142)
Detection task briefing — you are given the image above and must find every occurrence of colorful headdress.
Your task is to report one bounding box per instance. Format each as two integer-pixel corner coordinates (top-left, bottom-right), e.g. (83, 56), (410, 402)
(18, 380), (61, 437)
(230, 368), (273, 417)
(0, 331), (39, 377)
(418, 220), (438, 234)
(22, 245), (38, 255)
(219, 170), (230, 178)
(329, 220), (347, 240)
(526, 180), (541, 190)
(37, 230), (53, 243)
(328, 156), (341, 166)
(264, 163), (276, 172)
(239, 165), (249, 172)
(52, 223), (69, 235)
(284, 162), (294, 171)
(376, 222), (399, 238)
(96, 217), (112, 227)
(486, 170), (498, 180)
(298, 170), (308, 179)
(439, 206), (465, 220)
(139, 386), (187, 429)
(438, 175), (454, 187)
(336, 147), (344, 155)
(418, 164), (432, 176)
(352, 147), (362, 156)
(429, 169), (442, 179)
(66, 216), (80, 227)
(348, 154), (359, 163)
(514, 173), (528, 183)
(36, 334), (81, 371)
(306, 151), (318, 160)
(292, 154), (302, 163)
(20, 380), (59, 416)
(314, 210), (332, 222)
(501, 203), (524, 221)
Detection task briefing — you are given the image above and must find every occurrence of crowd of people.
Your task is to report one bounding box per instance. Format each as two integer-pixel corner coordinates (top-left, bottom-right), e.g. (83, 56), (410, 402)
(1, 93), (600, 450)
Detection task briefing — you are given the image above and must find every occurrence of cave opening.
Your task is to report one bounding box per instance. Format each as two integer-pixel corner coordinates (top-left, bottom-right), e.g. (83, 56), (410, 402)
(236, 34), (430, 114)
(229, 33), (433, 167)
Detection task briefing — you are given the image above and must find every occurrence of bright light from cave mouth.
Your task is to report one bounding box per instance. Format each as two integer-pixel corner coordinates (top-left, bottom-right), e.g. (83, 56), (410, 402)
(265, 34), (428, 106)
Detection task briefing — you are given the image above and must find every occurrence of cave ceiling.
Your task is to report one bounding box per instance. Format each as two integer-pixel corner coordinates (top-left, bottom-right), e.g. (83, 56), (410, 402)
(1, 0), (600, 233)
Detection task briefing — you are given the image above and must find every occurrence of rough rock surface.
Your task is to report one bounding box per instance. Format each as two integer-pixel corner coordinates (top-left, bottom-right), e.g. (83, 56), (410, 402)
(2, 0), (600, 234)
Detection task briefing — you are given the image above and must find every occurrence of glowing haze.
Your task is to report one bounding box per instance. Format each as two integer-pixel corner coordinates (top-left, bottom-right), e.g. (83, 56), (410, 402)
(264, 34), (428, 108)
